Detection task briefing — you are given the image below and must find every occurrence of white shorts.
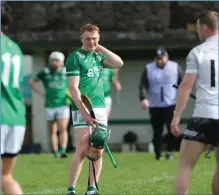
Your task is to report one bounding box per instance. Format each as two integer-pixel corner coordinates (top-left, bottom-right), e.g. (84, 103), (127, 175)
(105, 96), (112, 111)
(72, 108), (108, 130)
(46, 105), (70, 121)
(1, 125), (26, 157)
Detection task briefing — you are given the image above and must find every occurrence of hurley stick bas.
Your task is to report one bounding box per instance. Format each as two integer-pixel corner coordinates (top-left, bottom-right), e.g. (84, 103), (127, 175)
(81, 94), (118, 168)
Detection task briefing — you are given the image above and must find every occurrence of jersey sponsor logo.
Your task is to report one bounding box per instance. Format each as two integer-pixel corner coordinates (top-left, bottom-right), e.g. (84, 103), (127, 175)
(48, 81), (65, 88)
(76, 51), (85, 59)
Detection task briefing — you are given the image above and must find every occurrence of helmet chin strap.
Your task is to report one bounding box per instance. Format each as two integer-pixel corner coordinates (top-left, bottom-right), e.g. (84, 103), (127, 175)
(87, 146), (102, 162)
(87, 127), (110, 192)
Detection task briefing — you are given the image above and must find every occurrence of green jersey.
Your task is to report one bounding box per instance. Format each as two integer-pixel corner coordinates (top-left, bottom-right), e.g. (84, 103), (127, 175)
(34, 66), (69, 108)
(66, 48), (106, 110)
(1, 34), (26, 126)
(102, 68), (114, 97)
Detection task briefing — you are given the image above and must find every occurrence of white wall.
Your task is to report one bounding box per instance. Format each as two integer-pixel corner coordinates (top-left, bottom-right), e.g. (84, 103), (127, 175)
(31, 52), (50, 152)
(24, 55), (33, 75)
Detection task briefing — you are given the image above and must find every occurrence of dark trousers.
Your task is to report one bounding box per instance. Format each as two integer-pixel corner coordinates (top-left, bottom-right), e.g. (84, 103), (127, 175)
(149, 105), (175, 159)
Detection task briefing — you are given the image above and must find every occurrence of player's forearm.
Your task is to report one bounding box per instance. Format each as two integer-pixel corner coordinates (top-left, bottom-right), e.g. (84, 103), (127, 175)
(33, 88), (45, 97)
(69, 86), (87, 115)
(114, 69), (119, 80)
(112, 80), (119, 87)
(112, 69), (120, 86)
(28, 80), (45, 97)
(174, 84), (192, 117)
(99, 46), (123, 68)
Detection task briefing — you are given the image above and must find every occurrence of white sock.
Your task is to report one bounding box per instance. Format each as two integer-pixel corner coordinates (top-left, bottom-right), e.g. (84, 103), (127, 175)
(87, 190), (95, 195)
(87, 185), (96, 195)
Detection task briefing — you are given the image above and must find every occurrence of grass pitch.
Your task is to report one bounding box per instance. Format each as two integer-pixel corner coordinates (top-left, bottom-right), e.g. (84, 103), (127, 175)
(14, 152), (215, 194)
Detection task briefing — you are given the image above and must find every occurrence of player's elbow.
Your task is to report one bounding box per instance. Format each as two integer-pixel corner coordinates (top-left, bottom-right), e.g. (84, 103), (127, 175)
(68, 85), (79, 94)
(179, 74), (196, 90)
(68, 86), (80, 102)
(117, 58), (124, 67)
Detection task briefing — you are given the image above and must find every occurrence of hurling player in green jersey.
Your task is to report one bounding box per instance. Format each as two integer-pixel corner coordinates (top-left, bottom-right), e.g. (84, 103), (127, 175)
(1, 13), (25, 195)
(66, 24), (123, 195)
(102, 68), (121, 118)
(29, 52), (70, 158)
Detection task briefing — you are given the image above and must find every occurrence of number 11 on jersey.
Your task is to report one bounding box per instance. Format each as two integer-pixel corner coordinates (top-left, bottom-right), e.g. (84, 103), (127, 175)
(1, 53), (21, 88)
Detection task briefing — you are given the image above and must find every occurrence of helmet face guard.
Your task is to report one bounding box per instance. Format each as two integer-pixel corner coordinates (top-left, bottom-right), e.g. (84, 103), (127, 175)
(87, 127), (110, 161)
